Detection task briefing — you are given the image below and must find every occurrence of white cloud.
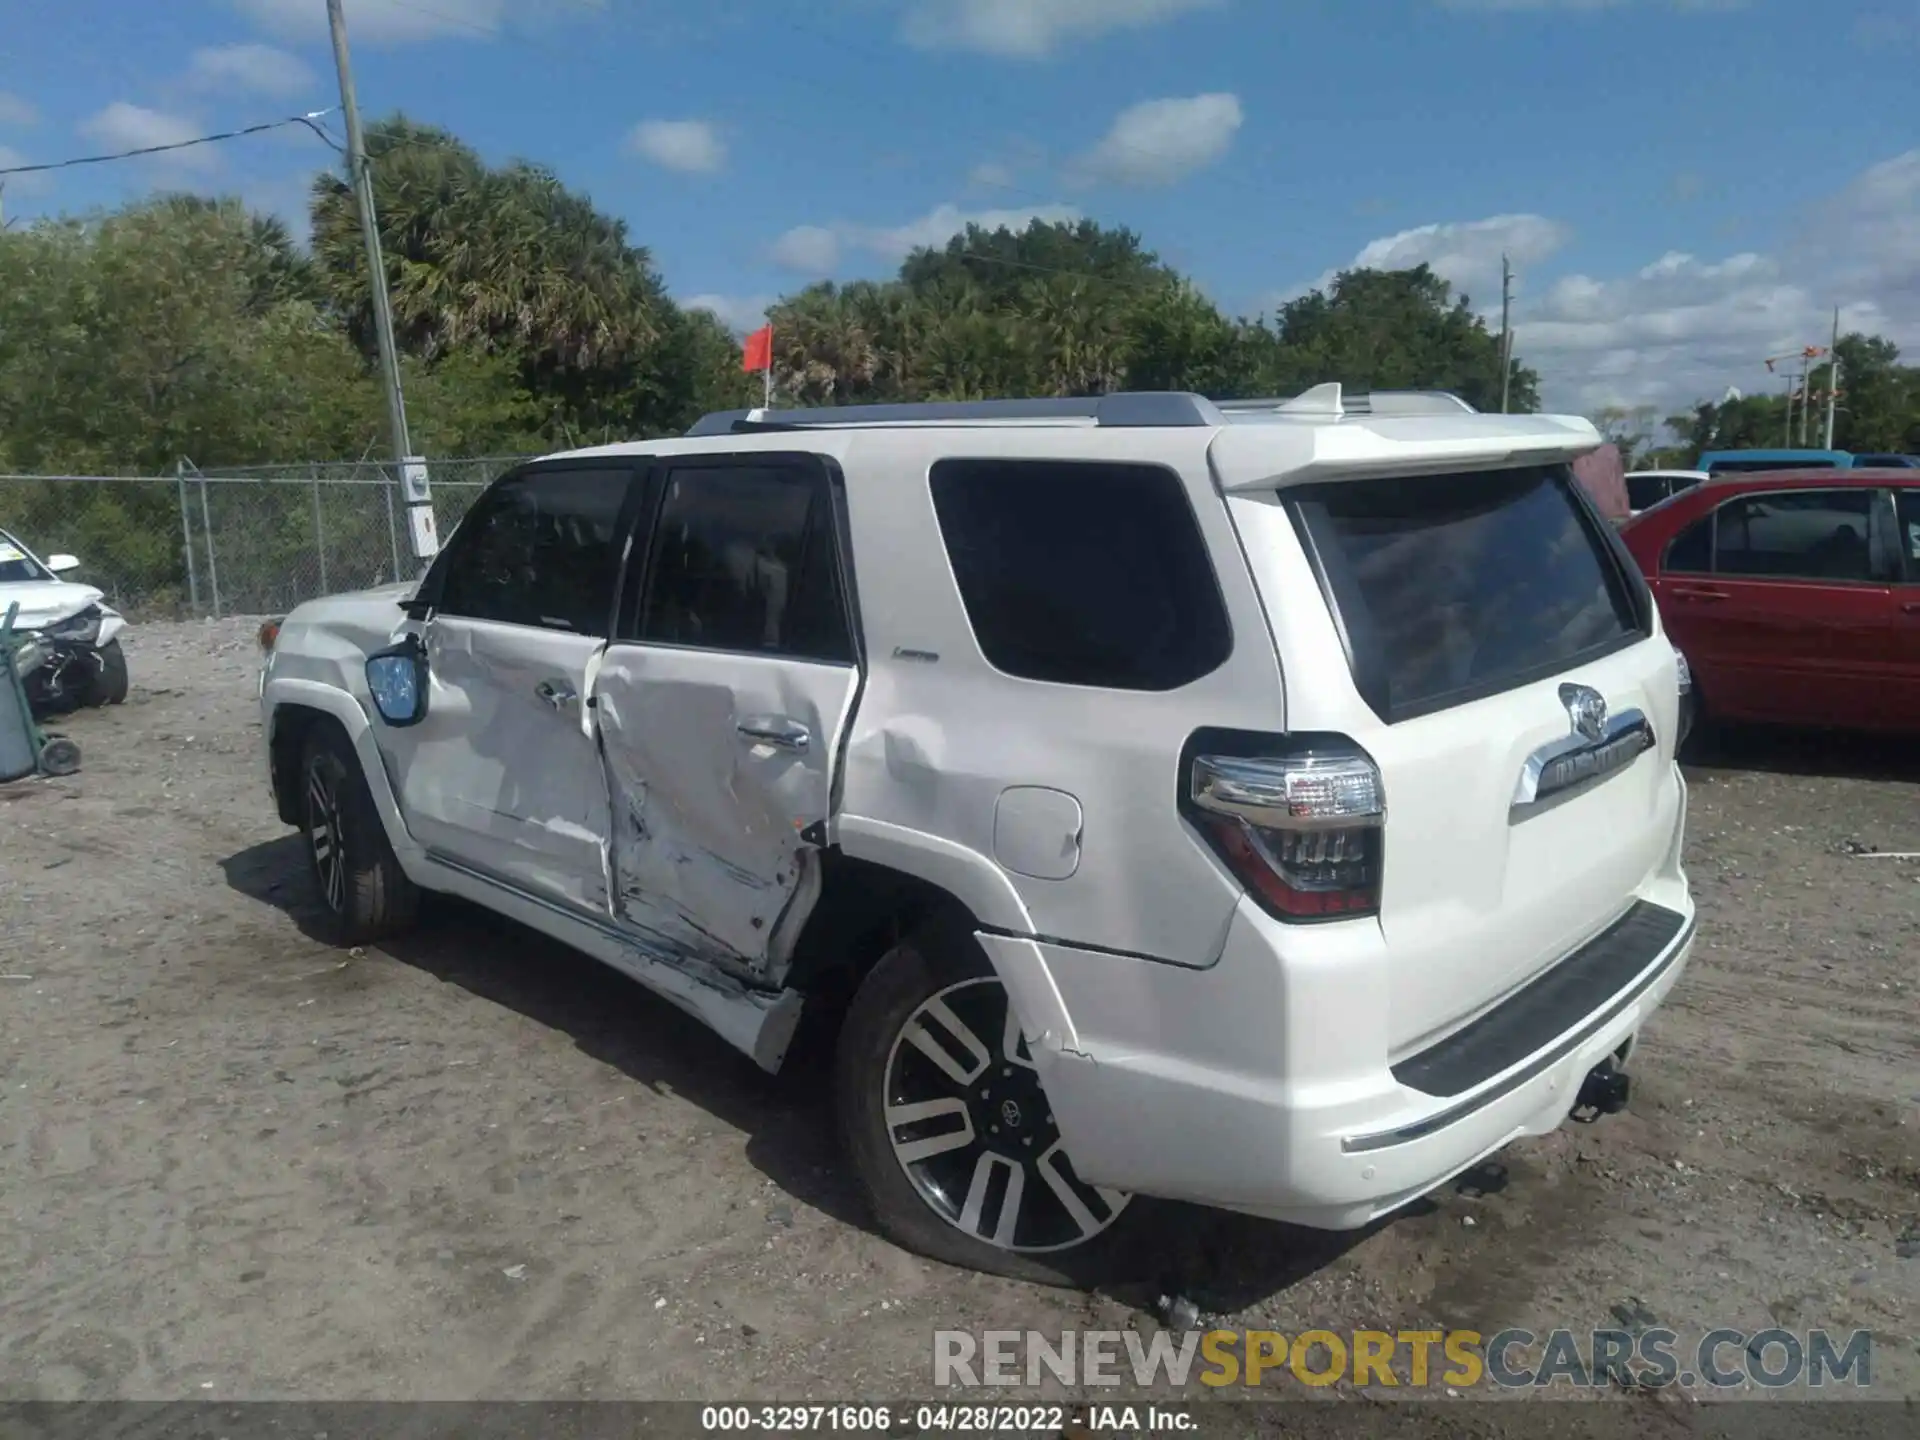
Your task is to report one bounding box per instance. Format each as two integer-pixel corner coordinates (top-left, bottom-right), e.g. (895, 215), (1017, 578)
(0, 144), (51, 196)
(968, 160), (1015, 191)
(1070, 93), (1241, 187)
(625, 119), (726, 174)
(770, 202), (1081, 275)
(770, 224), (843, 275)
(1818, 148), (1920, 309)
(79, 103), (220, 173)
(1516, 154), (1920, 413)
(1516, 251), (1876, 414)
(0, 92), (38, 128)
(232, 0), (506, 44)
(900, 0), (1221, 57)
(857, 202), (1080, 262)
(684, 293), (775, 334)
(189, 43), (318, 98)
(1270, 151), (1920, 417)
(1349, 212), (1573, 301)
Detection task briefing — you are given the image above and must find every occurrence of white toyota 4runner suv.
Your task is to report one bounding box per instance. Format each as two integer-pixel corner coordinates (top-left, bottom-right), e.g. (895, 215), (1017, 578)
(259, 385), (1696, 1282)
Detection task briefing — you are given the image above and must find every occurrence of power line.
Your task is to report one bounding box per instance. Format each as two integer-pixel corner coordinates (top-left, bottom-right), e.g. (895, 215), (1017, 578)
(383, 0), (505, 40)
(0, 110), (340, 178)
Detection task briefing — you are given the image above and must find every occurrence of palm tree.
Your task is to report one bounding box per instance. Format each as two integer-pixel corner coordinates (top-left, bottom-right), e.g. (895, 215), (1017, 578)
(310, 116), (670, 433)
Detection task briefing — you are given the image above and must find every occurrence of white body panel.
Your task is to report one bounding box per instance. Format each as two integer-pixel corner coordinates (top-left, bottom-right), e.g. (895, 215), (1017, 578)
(593, 642), (859, 980)
(827, 427), (1285, 969)
(0, 529), (125, 640)
(263, 393), (1698, 1228)
(397, 617), (608, 911)
(1222, 489), (1686, 1051)
(260, 583), (804, 1074)
(0, 578), (107, 630)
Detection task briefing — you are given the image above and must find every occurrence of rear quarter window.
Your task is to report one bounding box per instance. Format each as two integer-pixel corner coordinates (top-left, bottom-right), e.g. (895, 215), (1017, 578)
(929, 458), (1231, 691)
(1663, 514), (1713, 573)
(1289, 464), (1647, 723)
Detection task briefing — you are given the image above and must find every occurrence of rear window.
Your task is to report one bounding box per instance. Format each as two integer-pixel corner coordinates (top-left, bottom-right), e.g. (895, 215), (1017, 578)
(1626, 475), (1671, 511)
(1290, 465), (1645, 723)
(930, 458), (1231, 690)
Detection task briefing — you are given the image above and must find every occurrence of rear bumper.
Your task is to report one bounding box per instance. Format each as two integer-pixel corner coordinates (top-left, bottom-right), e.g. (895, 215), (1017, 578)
(979, 777), (1695, 1230)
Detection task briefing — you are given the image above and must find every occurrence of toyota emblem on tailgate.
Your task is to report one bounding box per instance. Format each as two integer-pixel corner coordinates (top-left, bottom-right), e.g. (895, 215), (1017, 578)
(1560, 683), (1608, 743)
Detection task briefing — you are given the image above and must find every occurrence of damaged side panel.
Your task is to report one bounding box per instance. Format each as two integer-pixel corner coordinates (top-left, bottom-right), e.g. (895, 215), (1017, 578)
(592, 643), (859, 986)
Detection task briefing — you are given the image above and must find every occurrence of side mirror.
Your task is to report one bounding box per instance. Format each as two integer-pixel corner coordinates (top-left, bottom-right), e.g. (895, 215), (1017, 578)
(365, 635), (428, 727)
(46, 554), (80, 574)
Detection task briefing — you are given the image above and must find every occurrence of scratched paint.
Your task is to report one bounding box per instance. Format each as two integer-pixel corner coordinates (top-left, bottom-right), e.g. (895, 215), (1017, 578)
(591, 643), (858, 985)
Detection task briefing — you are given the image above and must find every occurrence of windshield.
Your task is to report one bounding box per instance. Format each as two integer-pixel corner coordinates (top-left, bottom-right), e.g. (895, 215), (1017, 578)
(0, 530), (51, 585)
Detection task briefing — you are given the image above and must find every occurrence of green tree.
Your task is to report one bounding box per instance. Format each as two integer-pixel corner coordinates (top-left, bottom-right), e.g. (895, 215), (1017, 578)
(1809, 334), (1920, 453)
(1596, 405), (1662, 469)
(1269, 266), (1538, 413)
(309, 116), (676, 441)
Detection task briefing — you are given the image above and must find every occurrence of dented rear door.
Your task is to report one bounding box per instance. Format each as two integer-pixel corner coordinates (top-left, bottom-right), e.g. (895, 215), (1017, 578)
(592, 454), (861, 982)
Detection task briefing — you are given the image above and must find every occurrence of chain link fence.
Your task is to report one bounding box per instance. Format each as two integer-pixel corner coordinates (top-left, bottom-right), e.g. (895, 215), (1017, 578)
(0, 456), (531, 618)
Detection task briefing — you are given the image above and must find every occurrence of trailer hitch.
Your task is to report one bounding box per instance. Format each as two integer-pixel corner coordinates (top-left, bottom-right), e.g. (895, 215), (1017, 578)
(1570, 1060), (1631, 1123)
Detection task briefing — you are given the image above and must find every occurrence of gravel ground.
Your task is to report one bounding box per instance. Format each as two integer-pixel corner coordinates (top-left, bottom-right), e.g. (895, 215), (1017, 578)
(1, 618), (1914, 1411)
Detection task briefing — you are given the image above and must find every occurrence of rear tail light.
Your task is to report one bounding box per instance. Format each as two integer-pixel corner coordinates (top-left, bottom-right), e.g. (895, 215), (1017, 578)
(258, 618), (282, 653)
(1672, 643), (1694, 748)
(1185, 741), (1384, 921)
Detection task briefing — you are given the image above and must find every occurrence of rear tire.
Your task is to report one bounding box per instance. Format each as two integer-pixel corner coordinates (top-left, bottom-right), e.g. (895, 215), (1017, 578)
(83, 640), (129, 707)
(299, 723), (420, 945)
(835, 923), (1156, 1285)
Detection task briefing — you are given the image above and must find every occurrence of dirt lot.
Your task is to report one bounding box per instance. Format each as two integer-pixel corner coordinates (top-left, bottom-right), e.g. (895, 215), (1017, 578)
(1, 618), (1914, 1408)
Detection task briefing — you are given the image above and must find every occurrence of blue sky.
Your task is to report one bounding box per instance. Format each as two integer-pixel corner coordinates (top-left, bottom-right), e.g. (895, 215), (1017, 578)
(4, 0), (1918, 414)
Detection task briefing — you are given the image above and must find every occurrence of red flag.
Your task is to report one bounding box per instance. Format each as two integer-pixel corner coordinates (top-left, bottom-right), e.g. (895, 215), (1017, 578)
(741, 324), (773, 374)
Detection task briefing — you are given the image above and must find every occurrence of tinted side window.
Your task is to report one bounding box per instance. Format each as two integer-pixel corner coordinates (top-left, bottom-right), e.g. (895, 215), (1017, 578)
(930, 459), (1231, 691)
(1664, 516), (1713, 573)
(1626, 475), (1670, 512)
(1895, 489), (1920, 576)
(436, 468), (633, 634)
(1713, 490), (1875, 582)
(633, 464), (853, 662)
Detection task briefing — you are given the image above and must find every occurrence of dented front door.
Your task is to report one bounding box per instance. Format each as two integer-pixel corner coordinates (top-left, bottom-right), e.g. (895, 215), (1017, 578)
(593, 456), (862, 982)
(385, 461), (641, 912)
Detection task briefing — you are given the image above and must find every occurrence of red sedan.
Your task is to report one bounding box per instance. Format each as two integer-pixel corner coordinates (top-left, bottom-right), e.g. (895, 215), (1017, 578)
(1620, 468), (1920, 735)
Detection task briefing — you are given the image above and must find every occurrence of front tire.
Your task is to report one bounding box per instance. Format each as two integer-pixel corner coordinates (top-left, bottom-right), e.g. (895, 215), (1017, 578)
(835, 925), (1149, 1284)
(300, 724), (420, 945)
(83, 640), (129, 707)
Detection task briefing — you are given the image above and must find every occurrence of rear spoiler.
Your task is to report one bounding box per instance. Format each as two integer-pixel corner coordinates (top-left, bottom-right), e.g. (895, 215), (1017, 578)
(1208, 413), (1602, 492)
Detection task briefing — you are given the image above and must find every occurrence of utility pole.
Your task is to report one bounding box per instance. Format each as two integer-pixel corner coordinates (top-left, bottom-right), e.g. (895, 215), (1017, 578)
(1800, 352), (1813, 447)
(1824, 308), (1840, 450)
(326, 0), (436, 560)
(1499, 253), (1513, 414)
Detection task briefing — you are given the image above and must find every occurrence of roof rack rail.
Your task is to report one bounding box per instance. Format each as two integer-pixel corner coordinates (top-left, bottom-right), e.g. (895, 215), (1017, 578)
(1216, 384), (1478, 420)
(685, 391), (1226, 436)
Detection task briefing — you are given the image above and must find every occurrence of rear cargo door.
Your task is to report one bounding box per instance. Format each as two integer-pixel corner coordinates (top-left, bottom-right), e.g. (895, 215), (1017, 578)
(1232, 462), (1684, 1056)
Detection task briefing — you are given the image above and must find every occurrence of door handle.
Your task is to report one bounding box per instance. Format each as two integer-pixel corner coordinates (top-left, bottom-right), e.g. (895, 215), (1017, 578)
(534, 678), (579, 710)
(1903, 602), (1920, 615)
(1670, 586), (1729, 602)
(736, 715), (810, 751)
